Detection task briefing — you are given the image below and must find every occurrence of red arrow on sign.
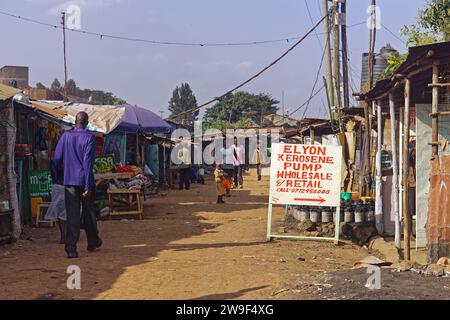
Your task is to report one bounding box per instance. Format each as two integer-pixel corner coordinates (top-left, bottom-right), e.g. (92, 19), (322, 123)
(294, 196), (326, 204)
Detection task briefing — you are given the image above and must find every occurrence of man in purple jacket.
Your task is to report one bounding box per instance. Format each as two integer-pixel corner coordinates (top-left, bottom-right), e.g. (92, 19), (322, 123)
(54, 112), (102, 258)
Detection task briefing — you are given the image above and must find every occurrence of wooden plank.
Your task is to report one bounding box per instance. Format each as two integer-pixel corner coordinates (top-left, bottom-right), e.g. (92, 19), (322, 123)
(107, 189), (140, 194)
(430, 111), (450, 117)
(403, 78), (411, 261)
(428, 83), (450, 88)
(431, 62), (439, 157)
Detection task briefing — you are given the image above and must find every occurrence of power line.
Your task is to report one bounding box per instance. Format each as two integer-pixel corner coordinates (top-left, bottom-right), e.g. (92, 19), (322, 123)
(168, 11), (331, 121)
(304, 0), (323, 49)
(0, 9), (365, 47)
(381, 23), (406, 45)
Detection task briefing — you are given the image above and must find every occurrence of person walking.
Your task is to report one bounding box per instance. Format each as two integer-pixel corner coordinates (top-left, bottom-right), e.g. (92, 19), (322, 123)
(53, 112), (102, 259)
(214, 163), (226, 204)
(177, 136), (191, 190)
(231, 136), (245, 188)
(252, 143), (264, 181)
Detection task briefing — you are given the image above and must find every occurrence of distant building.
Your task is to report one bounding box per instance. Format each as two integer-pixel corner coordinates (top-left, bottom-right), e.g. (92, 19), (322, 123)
(0, 66), (29, 88)
(23, 88), (64, 101)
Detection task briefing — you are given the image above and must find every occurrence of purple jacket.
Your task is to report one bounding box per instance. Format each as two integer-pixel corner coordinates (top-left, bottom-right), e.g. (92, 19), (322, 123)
(53, 128), (96, 192)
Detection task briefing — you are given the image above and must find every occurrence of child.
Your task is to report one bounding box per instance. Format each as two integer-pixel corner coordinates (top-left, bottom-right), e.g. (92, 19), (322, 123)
(222, 172), (233, 197)
(214, 163), (226, 204)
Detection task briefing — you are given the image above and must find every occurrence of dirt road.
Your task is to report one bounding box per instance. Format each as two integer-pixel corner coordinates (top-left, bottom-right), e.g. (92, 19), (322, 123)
(1, 170), (433, 300)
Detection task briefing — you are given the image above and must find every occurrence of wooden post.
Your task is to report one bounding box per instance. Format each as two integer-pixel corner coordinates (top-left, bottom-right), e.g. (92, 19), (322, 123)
(362, 101), (371, 196)
(332, 0), (343, 132)
(310, 127), (315, 145)
(389, 92), (401, 249)
(341, 0), (350, 109)
(402, 78), (411, 261)
(375, 99), (383, 234)
(322, 0), (334, 110)
(431, 62), (439, 158)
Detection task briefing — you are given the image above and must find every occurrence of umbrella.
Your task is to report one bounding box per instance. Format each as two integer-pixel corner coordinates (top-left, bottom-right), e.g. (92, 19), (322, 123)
(115, 105), (172, 134)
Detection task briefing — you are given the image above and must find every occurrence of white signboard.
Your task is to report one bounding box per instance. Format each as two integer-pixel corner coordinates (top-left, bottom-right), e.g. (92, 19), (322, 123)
(269, 143), (342, 207)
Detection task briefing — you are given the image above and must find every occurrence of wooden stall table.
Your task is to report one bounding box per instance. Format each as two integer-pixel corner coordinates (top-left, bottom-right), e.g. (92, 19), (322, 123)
(94, 172), (133, 187)
(107, 188), (143, 220)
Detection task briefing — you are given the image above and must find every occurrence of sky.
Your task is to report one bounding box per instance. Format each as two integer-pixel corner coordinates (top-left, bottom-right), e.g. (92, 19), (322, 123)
(0, 0), (425, 118)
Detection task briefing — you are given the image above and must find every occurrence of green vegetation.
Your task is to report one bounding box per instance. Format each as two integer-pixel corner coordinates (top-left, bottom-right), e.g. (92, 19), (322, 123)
(203, 91), (279, 130)
(168, 83), (198, 126)
(382, 0), (450, 79)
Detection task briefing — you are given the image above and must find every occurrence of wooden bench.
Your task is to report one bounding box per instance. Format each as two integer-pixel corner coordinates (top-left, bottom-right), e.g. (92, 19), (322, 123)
(107, 189), (143, 220)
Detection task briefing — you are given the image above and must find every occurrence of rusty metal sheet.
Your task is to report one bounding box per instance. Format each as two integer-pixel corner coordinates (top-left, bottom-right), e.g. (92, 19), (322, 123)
(0, 83), (21, 101)
(427, 156), (450, 263)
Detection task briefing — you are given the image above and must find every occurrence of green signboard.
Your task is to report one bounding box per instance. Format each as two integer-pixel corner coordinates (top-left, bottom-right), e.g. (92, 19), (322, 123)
(29, 170), (52, 198)
(93, 154), (115, 174)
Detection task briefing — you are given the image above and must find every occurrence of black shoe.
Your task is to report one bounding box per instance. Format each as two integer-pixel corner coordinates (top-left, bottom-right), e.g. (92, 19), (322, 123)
(67, 251), (78, 259)
(87, 238), (103, 252)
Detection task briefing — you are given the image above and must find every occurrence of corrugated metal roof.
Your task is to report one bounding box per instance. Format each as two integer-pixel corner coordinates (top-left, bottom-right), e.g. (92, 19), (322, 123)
(0, 83), (21, 100)
(30, 100), (67, 118)
(366, 41), (450, 100)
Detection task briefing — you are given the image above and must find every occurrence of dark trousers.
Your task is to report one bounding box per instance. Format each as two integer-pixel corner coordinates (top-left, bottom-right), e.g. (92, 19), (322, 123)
(65, 186), (100, 253)
(233, 165), (244, 187)
(256, 164), (262, 180)
(179, 167), (191, 190)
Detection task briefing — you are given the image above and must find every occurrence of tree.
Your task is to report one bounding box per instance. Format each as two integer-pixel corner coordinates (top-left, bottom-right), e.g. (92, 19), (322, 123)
(168, 83), (198, 126)
(402, 0), (450, 46)
(203, 91), (279, 128)
(50, 78), (62, 92)
(382, 0), (450, 79)
(65, 79), (77, 96)
(35, 82), (46, 89)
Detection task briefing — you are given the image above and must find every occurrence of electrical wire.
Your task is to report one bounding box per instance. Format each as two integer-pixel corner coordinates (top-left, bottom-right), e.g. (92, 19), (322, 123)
(0, 9), (365, 47)
(304, 0), (323, 49)
(167, 11), (331, 121)
(381, 23), (406, 45)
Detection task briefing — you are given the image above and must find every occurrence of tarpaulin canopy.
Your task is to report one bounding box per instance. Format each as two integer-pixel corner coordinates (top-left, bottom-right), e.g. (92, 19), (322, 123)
(32, 102), (172, 135)
(115, 105), (172, 134)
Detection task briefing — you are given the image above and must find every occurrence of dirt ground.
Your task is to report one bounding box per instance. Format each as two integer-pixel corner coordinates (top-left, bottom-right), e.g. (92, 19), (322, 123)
(0, 170), (447, 300)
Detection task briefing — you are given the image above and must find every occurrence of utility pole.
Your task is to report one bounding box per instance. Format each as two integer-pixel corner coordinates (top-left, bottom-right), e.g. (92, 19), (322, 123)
(322, 0), (334, 118)
(61, 12), (68, 102)
(341, 0), (350, 109)
(332, 0), (343, 132)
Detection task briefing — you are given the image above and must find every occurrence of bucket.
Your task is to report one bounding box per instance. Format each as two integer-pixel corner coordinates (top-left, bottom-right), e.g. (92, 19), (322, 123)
(344, 209), (354, 223)
(321, 208), (333, 223)
(299, 207), (310, 222)
(310, 208), (321, 223)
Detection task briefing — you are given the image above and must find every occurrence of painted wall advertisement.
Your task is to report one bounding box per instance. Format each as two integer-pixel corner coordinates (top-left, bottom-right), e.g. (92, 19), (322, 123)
(269, 143), (342, 207)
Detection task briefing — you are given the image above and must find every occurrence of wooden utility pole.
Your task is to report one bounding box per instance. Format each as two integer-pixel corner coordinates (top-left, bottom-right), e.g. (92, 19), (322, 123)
(362, 0), (377, 196)
(61, 12), (68, 102)
(332, 0), (341, 114)
(402, 78), (411, 261)
(322, 0), (334, 114)
(389, 92), (401, 249)
(368, 0), (377, 89)
(341, 0), (350, 109)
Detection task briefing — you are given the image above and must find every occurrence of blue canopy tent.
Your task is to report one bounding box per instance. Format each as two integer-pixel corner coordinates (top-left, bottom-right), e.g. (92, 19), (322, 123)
(115, 105), (172, 134)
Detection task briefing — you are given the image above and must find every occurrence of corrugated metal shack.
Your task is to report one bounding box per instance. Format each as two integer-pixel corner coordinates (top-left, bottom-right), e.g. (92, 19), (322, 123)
(362, 41), (450, 263)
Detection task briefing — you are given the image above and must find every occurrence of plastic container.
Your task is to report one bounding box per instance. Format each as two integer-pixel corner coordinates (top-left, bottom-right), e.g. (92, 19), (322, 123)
(310, 208), (321, 223)
(354, 204), (365, 223)
(299, 206), (310, 222)
(366, 202), (375, 223)
(321, 207), (333, 223)
(292, 207), (301, 221)
(341, 192), (352, 200)
(344, 207), (354, 223)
